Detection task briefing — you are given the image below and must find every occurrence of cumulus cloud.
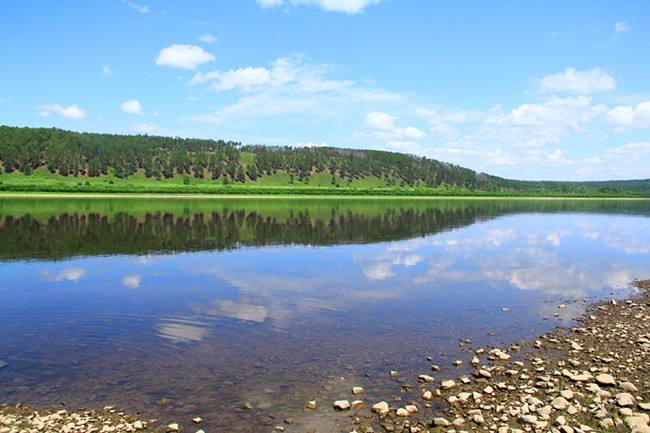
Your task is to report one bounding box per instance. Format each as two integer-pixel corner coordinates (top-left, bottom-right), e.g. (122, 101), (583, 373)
(485, 96), (607, 146)
(38, 104), (86, 119)
(121, 99), (142, 115)
(102, 65), (113, 76)
(539, 68), (616, 94)
(364, 111), (425, 141)
(606, 101), (650, 129)
(256, 0), (381, 14)
(156, 44), (215, 70)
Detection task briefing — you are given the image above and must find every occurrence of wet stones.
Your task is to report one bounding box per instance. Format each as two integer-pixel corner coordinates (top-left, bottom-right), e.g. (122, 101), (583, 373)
(352, 386), (364, 395)
(417, 374), (434, 383)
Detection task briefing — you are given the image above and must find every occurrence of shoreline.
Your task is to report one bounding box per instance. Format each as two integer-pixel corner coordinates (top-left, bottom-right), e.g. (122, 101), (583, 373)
(0, 192), (649, 200)
(2, 280), (650, 432)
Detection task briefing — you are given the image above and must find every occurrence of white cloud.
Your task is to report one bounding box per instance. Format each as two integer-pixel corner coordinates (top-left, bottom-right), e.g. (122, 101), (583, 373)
(38, 104), (86, 119)
(484, 96), (607, 147)
(606, 141), (650, 156)
(539, 68), (616, 94)
(364, 111), (395, 130)
(155, 44), (215, 70)
(121, 0), (149, 13)
(198, 33), (218, 43)
(606, 101), (650, 129)
(615, 21), (628, 33)
(256, 0), (381, 14)
(364, 111), (425, 141)
(122, 274), (142, 289)
(121, 99), (142, 115)
(190, 55), (401, 124)
(102, 65), (113, 76)
(191, 66), (272, 91)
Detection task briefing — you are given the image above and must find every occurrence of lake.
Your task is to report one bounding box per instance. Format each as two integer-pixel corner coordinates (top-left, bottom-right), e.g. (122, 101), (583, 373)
(1, 197), (649, 432)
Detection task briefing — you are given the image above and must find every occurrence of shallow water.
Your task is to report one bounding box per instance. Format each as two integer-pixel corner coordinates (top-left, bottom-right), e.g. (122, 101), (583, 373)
(1, 197), (649, 432)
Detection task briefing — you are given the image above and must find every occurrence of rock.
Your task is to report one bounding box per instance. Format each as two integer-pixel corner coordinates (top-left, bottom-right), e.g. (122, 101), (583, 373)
(422, 391), (433, 401)
(478, 369), (492, 378)
(626, 415), (650, 433)
(352, 386), (364, 395)
(599, 418), (615, 429)
(472, 414), (485, 424)
(192, 417), (202, 424)
(441, 380), (456, 389)
(551, 397), (570, 410)
(404, 405), (417, 414)
(621, 382), (639, 392)
(306, 400), (316, 410)
(560, 389), (574, 400)
(640, 403), (650, 411)
(372, 402), (389, 416)
(133, 421), (144, 430)
(0, 361), (7, 369)
(242, 402), (253, 410)
(351, 400), (364, 409)
(453, 360), (463, 367)
(166, 423), (180, 432)
(501, 307), (510, 312)
(396, 408), (409, 417)
(596, 373), (616, 386)
(616, 393), (636, 407)
(334, 400), (351, 410)
(433, 417), (450, 427)
(418, 374), (435, 383)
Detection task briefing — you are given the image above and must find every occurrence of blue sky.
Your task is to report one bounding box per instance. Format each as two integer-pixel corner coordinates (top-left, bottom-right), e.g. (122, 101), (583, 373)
(1, 0), (649, 181)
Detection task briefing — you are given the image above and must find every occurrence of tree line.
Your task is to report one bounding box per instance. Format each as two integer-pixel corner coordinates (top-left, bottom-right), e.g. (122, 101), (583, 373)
(1, 125), (649, 194)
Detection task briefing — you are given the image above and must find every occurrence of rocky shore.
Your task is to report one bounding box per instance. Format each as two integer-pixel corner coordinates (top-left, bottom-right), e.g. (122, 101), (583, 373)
(338, 279), (650, 433)
(2, 280), (650, 433)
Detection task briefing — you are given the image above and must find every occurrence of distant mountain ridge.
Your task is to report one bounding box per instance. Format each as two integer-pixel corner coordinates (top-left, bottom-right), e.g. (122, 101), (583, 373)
(0, 125), (648, 195)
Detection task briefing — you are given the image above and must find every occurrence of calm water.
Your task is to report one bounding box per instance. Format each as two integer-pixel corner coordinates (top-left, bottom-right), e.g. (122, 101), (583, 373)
(1, 197), (650, 432)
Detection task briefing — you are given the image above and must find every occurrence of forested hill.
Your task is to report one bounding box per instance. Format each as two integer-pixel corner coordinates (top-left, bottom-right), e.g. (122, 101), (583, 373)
(0, 125), (649, 196)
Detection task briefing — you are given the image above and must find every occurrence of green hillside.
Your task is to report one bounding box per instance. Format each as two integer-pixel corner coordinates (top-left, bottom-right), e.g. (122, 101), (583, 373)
(0, 125), (649, 196)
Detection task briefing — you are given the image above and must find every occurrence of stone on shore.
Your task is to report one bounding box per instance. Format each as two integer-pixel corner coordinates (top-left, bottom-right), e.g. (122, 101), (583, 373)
(334, 400), (351, 410)
(372, 401), (389, 416)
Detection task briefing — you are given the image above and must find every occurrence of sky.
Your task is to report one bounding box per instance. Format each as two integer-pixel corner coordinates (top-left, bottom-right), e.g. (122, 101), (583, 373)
(1, 0), (649, 181)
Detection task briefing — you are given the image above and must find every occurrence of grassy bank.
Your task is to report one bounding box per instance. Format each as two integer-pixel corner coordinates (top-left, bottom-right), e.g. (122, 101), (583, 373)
(1, 171), (649, 198)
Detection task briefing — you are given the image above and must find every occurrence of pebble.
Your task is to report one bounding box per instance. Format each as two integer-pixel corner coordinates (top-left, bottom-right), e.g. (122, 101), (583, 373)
(595, 373), (616, 386)
(372, 402), (389, 416)
(396, 408), (409, 417)
(352, 386), (364, 395)
(441, 380), (456, 389)
(334, 400), (351, 410)
(616, 393), (636, 407)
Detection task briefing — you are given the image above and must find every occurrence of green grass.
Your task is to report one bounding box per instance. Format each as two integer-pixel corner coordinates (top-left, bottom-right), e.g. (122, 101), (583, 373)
(1, 169), (649, 197)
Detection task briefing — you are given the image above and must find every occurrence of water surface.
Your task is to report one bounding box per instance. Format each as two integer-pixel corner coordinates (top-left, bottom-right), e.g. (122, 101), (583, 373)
(1, 197), (649, 432)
